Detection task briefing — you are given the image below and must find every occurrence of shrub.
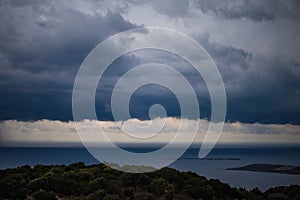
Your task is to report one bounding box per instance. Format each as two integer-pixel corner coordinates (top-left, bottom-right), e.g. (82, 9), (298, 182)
(31, 189), (57, 200)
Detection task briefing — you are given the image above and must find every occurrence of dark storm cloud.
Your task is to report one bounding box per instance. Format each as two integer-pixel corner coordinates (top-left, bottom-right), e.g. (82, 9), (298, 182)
(135, 0), (300, 21)
(124, 0), (300, 124)
(198, 35), (252, 80)
(192, 34), (300, 124)
(0, 0), (138, 121)
(0, 2), (137, 73)
(193, 0), (300, 21)
(151, 0), (190, 17)
(95, 50), (210, 121)
(0, 0), (300, 125)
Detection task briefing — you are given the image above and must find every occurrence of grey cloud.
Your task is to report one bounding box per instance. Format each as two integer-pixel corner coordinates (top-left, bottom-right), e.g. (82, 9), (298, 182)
(191, 34), (300, 124)
(0, 0), (139, 121)
(135, 0), (300, 21)
(193, 0), (300, 21)
(0, 0), (300, 126)
(151, 0), (190, 17)
(197, 35), (252, 83)
(96, 35), (300, 124)
(0, 1), (138, 74)
(225, 55), (300, 124)
(0, 0), (139, 87)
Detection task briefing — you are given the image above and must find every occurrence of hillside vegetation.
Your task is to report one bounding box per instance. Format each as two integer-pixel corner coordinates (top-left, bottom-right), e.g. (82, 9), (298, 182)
(0, 162), (300, 200)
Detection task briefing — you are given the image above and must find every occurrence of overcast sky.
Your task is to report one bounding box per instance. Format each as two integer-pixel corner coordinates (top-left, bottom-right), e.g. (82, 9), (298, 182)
(0, 0), (300, 145)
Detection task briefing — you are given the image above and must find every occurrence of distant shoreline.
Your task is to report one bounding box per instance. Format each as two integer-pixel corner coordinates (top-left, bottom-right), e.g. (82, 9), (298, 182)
(1, 146), (300, 190)
(1, 162), (300, 199)
(180, 157), (241, 160)
(227, 163), (300, 175)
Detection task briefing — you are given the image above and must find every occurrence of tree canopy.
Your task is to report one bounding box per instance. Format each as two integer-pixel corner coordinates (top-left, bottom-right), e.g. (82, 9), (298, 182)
(0, 163), (299, 200)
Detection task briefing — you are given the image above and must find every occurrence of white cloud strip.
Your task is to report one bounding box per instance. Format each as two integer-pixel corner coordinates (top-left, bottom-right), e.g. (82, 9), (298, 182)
(0, 118), (299, 147)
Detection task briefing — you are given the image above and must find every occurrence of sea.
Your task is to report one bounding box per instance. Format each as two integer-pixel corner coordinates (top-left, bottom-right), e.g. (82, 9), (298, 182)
(0, 144), (299, 191)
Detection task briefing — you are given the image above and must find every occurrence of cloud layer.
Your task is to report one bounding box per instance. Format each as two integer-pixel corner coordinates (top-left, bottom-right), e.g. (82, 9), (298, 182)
(0, 0), (300, 126)
(1, 118), (299, 147)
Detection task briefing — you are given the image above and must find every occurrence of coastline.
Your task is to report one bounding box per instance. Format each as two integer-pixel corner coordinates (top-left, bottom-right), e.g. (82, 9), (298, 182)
(1, 162), (300, 200)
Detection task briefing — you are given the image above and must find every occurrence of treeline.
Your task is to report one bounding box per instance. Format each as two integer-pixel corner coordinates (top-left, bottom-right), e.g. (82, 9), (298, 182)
(0, 162), (299, 200)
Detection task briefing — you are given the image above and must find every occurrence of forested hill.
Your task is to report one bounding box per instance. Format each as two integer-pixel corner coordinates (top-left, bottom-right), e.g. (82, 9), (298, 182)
(1, 162), (300, 200)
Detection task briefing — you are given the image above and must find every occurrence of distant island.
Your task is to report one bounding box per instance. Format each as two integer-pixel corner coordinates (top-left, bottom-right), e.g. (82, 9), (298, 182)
(1, 163), (300, 200)
(227, 163), (300, 175)
(180, 157), (241, 161)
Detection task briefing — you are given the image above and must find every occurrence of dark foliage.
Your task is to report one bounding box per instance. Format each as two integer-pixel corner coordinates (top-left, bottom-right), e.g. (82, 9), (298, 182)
(0, 163), (299, 200)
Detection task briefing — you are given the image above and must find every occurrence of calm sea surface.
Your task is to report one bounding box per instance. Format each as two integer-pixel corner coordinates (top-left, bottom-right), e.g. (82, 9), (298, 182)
(0, 146), (299, 190)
